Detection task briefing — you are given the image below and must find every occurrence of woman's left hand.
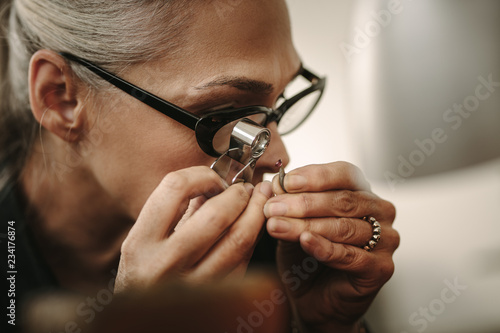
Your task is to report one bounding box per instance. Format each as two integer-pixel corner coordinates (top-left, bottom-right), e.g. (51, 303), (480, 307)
(265, 162), (400, 333)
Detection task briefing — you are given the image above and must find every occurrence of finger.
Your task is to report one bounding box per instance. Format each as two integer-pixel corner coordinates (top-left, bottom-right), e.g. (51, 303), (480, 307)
(271, 173), (286, 195)
(264, 190), (395, 222)
(163, 182), (254, 268)
(190, 181), (273, 279)
(300, 231), (396, 288)
(300, 231), (375, 274)
(130, 166), (227, 242)
(222, 262), (249, 281)
(272, 162), (371, 194)
(267, 216), (373, 247)
(174, 195), (209, 232)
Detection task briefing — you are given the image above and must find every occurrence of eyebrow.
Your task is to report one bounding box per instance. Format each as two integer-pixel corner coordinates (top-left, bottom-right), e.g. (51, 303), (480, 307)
(193, 64), (304, 95)
(194, 76), (274, 95)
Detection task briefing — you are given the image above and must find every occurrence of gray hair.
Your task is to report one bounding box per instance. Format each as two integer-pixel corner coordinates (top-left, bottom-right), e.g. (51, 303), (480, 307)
(0, 0), (196, 191)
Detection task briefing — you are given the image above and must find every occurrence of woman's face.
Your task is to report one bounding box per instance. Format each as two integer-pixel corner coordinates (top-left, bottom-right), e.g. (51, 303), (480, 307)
(83, 0), (301, 218)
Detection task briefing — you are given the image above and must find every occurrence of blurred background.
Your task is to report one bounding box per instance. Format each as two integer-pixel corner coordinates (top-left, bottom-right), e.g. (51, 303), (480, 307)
(283, 1), (500, 332)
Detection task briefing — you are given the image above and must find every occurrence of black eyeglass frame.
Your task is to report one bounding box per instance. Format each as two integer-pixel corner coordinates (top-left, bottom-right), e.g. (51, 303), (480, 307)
(59, 52), (326, 157)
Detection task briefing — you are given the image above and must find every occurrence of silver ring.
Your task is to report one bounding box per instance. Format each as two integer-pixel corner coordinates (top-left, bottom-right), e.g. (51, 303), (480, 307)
(363, 216), (381, 252)
(279, 166), (287, 193)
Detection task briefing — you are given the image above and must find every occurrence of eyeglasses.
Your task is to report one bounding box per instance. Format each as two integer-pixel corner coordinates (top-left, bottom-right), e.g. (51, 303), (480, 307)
(59, 52), (326, 157)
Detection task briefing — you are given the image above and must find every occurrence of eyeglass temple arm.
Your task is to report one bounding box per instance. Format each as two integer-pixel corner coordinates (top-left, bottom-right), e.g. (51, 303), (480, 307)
(59, 52), (200, 130)
(300, 67), (323, 84)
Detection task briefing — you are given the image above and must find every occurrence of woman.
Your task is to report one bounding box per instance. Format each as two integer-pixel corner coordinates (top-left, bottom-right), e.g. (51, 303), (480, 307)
(0, 0), (399, 332)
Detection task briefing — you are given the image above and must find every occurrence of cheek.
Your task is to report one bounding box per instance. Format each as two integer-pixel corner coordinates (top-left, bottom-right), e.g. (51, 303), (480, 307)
(83, 105), (214, 218)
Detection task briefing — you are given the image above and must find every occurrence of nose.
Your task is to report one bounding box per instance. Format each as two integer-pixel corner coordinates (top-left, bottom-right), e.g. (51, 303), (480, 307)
(253, 122), (290, 183)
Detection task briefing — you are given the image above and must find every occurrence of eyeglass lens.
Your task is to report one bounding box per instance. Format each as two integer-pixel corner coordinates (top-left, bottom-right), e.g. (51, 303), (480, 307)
(211, 72), (322, 154)
(277, 89), (322, 135)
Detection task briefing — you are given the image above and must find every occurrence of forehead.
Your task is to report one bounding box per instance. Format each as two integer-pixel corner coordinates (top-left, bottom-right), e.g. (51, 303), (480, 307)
(158, 0), (301, 90)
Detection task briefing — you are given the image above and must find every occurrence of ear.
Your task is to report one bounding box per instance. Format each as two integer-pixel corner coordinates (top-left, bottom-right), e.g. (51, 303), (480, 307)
(29, 49), (87, 142)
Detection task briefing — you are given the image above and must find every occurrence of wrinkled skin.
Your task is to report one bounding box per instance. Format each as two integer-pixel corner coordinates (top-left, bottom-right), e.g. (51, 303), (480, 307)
(24, 1), (399, 332)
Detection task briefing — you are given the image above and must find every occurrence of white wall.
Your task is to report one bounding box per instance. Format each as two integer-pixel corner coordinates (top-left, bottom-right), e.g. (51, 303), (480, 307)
(282, 0), (359, 169)
(285, 1), (500, 332)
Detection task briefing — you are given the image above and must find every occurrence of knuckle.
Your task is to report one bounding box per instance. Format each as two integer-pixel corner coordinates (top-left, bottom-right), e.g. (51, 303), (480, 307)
(378, 259), (396, 282)
(393, 229), (401, 250)
(334, 218), (357, 241)
(385, 228), (401, 251)
(317, 164), (333, 182)
(333, 161), (368, 187)
(120, 239), (133, 257)
(303, 218), (314, 233)
(336, 244), (359, 266)
(334, 161), (358, 177)
(335, 160), (356, 172)
(334, 191), (357, 215)
(335, 244), (373, 272)
(381, 200), (397, 222)
(201, 206), (224, 228)
(227, 232), (256, 257)
(120, 236), (140, 261)
(298, 193), (312, 216)
(352, 251), (370, 268)
(161, 171), (189, 192)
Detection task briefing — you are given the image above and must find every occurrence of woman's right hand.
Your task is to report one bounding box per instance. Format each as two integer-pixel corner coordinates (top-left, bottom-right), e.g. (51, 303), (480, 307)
(114, 166), (273, 293)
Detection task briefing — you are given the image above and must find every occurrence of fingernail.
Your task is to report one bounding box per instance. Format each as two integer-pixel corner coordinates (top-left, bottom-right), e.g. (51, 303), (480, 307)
(285, 174), (307, 191)
(268, 218), (291, 233)
(264, 202), (287, 217)
(260, 181), (273, 198)
(302, 232), (329, 261)
(302, 231), (317, 245)
(243, 182), (254, 196)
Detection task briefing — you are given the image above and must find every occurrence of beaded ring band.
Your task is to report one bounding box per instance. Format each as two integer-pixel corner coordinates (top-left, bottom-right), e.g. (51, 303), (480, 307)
(363, 216), (381, 251)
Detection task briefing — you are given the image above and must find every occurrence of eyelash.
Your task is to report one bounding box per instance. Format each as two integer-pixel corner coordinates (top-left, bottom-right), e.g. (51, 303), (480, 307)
(205, 102), (236, 112)
(196, 90), (286, 115)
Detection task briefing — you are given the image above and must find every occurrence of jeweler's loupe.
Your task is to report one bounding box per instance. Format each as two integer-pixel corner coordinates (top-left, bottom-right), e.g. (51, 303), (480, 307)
(211, 119), (270, 184)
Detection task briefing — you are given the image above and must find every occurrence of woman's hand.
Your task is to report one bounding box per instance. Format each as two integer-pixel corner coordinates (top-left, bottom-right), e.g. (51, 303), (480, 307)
(115, 166), (273, 293)
(265, 162), (400, 333)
